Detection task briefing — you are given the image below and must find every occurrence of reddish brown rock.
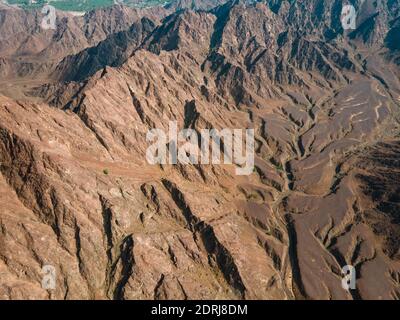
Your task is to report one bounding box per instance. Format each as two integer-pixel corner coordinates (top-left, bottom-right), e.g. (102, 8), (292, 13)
(0, 1), (400, 300)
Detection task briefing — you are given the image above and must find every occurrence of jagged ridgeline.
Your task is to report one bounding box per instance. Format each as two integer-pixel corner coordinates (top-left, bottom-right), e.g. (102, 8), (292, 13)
(0, 0), (399, 300)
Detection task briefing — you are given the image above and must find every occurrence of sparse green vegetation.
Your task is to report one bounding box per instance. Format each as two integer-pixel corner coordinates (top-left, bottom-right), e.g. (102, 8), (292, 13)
(103, 168), (109, 175)
(270, 157), (284, 171)
(246, 192), (259, 200)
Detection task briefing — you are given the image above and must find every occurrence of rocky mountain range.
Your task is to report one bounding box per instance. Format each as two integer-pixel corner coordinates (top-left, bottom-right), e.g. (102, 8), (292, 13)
(0, 0), (399, 300)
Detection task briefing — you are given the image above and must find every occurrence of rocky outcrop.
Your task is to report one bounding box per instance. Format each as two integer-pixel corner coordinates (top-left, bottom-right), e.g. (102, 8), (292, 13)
(53, 17), (156, 82)
(0, 1), (400, 300)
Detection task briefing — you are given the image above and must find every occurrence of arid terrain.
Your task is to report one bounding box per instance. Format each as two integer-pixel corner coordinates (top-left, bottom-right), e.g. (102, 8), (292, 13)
(0, 0), (399, 300)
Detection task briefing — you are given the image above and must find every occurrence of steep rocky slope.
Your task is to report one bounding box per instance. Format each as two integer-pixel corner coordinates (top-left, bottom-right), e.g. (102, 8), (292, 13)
(0, 0), (400, 300)
(0, 4), (167, 98)
(53, 17), (156, 82)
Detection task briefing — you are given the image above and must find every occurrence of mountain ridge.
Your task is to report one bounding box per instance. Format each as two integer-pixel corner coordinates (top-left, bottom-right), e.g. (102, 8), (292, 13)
(0, 0), (400, 300)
